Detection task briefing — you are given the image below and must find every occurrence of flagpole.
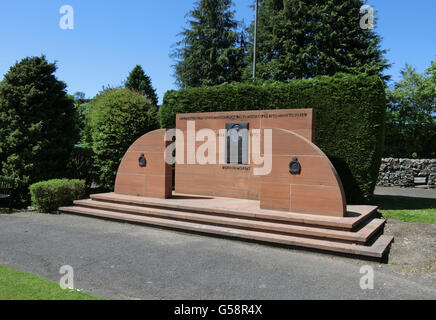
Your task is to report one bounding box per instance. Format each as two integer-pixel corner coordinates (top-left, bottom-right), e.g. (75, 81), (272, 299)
(252, 0), (259, 79)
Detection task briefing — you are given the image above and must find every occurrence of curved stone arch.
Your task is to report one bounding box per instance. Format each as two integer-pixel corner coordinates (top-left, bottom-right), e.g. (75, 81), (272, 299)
(114, 129), (172, 198)
(260, 128), (346, 217)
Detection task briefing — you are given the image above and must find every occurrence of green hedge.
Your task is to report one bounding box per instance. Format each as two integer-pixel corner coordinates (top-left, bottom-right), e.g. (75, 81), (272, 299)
(29, 179), (85, 213)
(159, 74), (386, 203)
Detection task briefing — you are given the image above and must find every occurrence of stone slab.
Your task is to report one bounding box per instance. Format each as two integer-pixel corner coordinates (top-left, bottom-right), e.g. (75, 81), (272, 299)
(90, 192), (376, 231)
(59, 205), (393, 259)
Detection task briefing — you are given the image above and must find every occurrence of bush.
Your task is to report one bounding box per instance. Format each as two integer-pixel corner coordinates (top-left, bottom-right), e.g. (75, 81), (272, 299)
(30, 179), (85, 213)
(160, 73), (386, 203)
(90, 88), (159, 189)
(0, 56), (79, 208)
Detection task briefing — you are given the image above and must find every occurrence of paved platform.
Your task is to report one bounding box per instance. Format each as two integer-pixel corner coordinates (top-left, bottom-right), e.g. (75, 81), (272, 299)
(90, 192), (377, 229)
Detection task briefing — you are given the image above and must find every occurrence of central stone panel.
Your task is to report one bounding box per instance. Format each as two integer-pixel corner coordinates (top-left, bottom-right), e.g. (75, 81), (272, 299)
(175, 109), (315, 201)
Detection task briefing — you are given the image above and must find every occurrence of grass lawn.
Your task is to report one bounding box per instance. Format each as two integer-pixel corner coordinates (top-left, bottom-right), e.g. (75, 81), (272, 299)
(371, 194), (436, 224)
(0, 265), (103, 300)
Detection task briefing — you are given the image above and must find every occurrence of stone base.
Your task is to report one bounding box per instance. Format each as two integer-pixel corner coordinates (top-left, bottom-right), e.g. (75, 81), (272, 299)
(60, 192), (394, 260)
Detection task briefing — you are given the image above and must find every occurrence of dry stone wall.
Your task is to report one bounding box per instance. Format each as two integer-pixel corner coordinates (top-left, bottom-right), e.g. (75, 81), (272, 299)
(377, 158), (436, 188)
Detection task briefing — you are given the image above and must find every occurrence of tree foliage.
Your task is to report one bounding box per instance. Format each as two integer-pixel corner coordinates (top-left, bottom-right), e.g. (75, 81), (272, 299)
(90, 88), (159, 190)
(385, 61), (436, 158)
(246, 0), (389, 80)
(125, 65), (159, 106)
(74, 100), (94, 145)
(172, 0), (247, 88)
(0, 56), (79, 207)
(73, 91), (86, 101)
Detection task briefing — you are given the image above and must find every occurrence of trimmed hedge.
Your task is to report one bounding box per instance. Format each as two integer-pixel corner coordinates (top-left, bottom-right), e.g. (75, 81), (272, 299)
(159, 74), (386, 203)
(29, 179), (85, 213)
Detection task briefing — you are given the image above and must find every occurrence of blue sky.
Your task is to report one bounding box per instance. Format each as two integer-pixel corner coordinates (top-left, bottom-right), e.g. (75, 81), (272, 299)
(0, 0), (435, 104)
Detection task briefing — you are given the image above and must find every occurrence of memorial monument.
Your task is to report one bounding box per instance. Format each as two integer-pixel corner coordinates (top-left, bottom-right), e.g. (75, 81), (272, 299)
(60, 109), (394, 260)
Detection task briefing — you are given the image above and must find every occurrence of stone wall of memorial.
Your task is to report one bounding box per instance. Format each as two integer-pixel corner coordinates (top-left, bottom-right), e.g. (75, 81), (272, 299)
(377, 158), (436, 188)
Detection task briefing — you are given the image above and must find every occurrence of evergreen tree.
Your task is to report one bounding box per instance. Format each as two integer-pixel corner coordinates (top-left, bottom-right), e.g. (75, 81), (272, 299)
(125, 65), (159, 106)
(172, 0), (247, 88)
(0, 56), (79, 207)
(246, 0), (389, 80)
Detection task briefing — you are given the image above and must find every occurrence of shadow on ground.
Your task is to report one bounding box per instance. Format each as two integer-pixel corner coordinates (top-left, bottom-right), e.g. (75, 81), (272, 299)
(371, 195), (436, 210)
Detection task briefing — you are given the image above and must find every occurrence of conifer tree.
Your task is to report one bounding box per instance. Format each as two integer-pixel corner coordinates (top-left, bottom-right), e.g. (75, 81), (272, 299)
(246, 0), (389, 80)
(0, 56), (78, 206)
(172, 0), (247, 88)
(125, 65), (159, 106)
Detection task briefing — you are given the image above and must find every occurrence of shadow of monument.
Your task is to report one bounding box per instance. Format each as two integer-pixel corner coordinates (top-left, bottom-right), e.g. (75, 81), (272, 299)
(344, 211), (361, 218)
(171, 195), (214, 200)
(329, 156), (366, 205)
(370, 194), (436, 210)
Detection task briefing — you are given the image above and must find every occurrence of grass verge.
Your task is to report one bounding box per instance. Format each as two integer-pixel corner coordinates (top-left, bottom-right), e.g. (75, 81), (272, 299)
(379, 208), (436, 224)
(371, 194), (436, 224)
(0, 265), (103, 300)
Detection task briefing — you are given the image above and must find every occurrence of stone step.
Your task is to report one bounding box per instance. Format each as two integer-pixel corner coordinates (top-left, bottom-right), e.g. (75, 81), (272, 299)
(59, 205), (393, 259)
(74, 199), (385, 245)
(90, 192), (377, 231)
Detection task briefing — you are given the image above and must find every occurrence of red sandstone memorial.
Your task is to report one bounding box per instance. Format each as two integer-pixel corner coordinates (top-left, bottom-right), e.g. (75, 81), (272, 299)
(60, 109), (394, 260)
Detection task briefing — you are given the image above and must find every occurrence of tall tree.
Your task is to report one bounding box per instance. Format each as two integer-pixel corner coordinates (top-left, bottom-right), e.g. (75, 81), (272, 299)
(172, 0), (247, 88)
(246, 0), (389, 80)
(385, 61), (436, 158)
(0, 56), (79, 206)
(125, 65), (159, 106)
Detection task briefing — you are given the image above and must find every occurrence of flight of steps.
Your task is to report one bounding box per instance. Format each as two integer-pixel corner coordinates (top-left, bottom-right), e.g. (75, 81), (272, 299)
(59, 193), (394, 260)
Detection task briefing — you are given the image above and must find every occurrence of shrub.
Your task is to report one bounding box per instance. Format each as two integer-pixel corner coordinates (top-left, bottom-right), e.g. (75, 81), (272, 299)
(30, 179), (85, 213)
(159, 73), (386, 203)
(90, 88), (159, 189)
(0, 56), (79, 208)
